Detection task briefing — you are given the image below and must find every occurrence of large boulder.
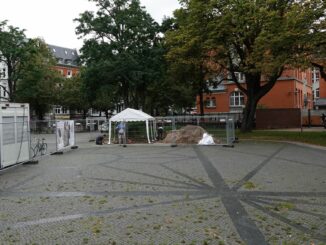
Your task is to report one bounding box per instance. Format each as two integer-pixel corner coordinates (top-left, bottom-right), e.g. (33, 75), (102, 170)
(163, 125), (207, 144)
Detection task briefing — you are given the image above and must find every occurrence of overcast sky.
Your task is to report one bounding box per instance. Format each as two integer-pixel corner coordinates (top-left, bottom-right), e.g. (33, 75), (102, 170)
(0, 0), (180, 50)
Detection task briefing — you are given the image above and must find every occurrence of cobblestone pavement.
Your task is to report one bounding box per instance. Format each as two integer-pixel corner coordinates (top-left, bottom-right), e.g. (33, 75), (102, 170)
(0, 141), (326, 245)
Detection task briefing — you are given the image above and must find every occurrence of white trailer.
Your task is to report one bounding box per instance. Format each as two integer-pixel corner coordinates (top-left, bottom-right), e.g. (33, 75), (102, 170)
(0, 103), (30, 169)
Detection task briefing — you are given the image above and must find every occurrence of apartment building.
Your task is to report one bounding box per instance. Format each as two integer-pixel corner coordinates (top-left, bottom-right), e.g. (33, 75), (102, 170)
(48, 44), (80, 119)
(313, 67), (326, 109)
(197, 67), (316, 114)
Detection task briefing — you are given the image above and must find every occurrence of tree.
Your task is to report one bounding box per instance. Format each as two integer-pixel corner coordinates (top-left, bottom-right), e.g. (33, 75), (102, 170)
(75, 0), (164, 112)
(15, 38), (61, 119)
(0, 20), (28, 101)
(170, 0), (326, 131)
(164, 1), (217, 115)
(58, 74), (90, 118)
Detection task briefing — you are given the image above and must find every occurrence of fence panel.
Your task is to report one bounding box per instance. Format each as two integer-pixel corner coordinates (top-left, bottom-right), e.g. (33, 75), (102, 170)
(301, 109), (326, 127)
(156, 115), (235, 146)
(0, 120), (30, 169)
(30, 120), (57, 158)
(28, 115), (236, 151)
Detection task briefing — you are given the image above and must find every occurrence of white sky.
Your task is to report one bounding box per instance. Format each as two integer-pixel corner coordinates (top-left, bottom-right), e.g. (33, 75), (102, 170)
(0, 0), (180, 50)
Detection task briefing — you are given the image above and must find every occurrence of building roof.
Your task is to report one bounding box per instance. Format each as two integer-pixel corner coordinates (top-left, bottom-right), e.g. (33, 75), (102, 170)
(47, 44), (79, 67)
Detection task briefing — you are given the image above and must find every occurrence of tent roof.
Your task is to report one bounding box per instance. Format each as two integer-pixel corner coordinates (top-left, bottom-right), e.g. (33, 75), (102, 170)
(109, 108), (154, 122)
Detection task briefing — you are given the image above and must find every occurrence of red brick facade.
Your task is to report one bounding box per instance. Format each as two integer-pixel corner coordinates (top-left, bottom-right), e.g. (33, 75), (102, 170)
(197, 68), (314, 114)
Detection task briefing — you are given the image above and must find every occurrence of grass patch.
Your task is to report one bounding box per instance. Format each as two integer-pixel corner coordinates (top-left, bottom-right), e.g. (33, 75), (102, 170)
(237, 130), (326, 147)
(243, 181), (256, 189)
(272, 202), (295, 212)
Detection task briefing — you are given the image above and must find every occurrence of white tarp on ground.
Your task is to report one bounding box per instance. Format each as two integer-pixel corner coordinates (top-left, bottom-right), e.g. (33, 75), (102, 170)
(108, 108), (156, 144)
(198, 133), (215, 145)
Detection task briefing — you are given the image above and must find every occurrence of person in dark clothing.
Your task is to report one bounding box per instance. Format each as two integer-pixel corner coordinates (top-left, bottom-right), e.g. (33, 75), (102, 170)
(157, 124), (164, 140)
(96, 134), (106, 145)
(321, 113), (326, 128)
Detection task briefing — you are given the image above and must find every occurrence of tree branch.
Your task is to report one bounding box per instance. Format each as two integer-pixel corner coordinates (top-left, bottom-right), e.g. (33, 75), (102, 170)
(227, 51), (248, 95)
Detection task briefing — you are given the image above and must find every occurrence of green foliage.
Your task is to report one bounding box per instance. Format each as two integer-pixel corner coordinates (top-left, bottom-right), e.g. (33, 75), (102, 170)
(165, 1), (217, 115)
(75, 0), (166, 114)
(237, 130), (326, 147)
(15, 38), (61, 119)
(58, 74), (89, 116)
(168, 0), (326, 130)
(0, 20), (28, 101)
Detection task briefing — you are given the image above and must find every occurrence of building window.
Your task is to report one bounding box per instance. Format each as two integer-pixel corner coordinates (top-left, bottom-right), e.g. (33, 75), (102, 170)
(205, 97), (216, 108)
(62, 107), (68, 114)
(55, 106), (62, 114)
(230, 91), (245, 106)
(315, 88), (320, 98)
(312, 68), (320, 83)
(67, 70), (72, 78)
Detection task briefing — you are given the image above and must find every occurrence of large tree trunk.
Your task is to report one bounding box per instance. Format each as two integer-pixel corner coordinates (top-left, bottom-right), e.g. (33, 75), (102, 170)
(240, 72), (280, 132)
(240, 73), (261, 132)
(199, 91), (204, 116)
(7, 64), (14, 102)
(241, 97), (258, 132)
(198, 69), (205, 116)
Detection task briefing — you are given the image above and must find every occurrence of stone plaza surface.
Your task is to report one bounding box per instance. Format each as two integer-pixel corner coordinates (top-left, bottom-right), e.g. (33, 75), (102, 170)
(0, 141), (325, 245)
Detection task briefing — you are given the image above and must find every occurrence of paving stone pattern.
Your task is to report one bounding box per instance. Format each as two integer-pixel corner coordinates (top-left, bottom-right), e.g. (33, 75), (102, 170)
(0, 141), (326, 244)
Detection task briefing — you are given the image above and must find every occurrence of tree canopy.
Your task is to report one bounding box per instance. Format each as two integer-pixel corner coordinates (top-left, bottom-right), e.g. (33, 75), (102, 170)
(15, 38), (62, 119)
(167, 0), (326, 131)
(75, 0), (167, 114)
(0, 20), (28, 101)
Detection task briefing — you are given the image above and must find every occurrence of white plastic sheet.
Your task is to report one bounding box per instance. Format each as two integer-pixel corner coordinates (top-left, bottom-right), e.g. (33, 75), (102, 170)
(198, 133), (215, 145)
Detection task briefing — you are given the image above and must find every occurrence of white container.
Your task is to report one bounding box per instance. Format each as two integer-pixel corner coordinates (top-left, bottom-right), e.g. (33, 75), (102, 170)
(0, 103), (30, 168)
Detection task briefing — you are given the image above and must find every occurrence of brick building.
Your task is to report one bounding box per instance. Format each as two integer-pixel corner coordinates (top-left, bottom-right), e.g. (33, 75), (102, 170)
(47, 44), (80, 119)
(313, 67), (326, 109)
(197, 68), (315, 115)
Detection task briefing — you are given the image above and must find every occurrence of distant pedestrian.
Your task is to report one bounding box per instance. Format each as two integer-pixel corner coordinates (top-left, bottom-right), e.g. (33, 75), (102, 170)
(321, 113), (326, 128)
(157, 124), (164, 140)
(116, 122), (126, 145)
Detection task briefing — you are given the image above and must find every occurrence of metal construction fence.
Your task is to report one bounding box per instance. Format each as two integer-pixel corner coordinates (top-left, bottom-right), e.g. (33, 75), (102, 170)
(0, 115), (236, 169)
(301, 109), (326, 127)
(30, 115), (236, 148)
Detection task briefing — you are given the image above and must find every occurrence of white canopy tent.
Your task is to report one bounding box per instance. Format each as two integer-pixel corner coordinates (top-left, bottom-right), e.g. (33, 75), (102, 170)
(108, 108), (156, 144)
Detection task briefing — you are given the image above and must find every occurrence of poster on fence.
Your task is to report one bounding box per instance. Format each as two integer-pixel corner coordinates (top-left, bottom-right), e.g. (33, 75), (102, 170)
(56, 120), (75, 151)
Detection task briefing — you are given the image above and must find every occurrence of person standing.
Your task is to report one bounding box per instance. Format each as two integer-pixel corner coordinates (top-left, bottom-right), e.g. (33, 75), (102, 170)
(157, 123), (164, 140)
(116, 122), (126, 145)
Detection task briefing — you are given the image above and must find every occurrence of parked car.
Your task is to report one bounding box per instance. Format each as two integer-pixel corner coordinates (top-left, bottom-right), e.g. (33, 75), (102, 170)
(99, 122), (110, 132)
(86, 122), (98, 131)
